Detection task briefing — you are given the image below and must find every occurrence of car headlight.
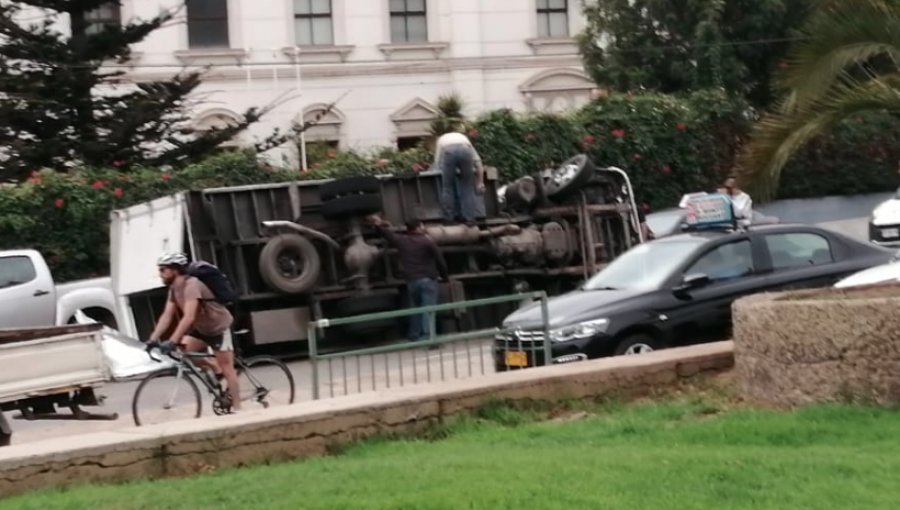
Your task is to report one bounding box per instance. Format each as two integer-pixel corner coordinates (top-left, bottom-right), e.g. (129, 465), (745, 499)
(549, 318), (609, 342)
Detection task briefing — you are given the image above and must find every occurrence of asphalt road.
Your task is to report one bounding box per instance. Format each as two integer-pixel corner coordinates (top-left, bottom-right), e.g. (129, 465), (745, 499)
(6, 341), (497, 445)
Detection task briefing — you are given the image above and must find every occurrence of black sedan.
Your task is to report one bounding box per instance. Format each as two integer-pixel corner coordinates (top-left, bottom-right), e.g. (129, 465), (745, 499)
(494, 224), (892, 369)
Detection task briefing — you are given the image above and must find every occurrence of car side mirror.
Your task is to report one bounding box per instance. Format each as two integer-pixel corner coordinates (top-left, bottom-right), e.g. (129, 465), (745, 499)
(674, 273), (711, 296)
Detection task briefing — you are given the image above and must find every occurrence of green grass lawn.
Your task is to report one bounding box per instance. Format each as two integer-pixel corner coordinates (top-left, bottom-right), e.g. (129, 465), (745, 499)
(3, 397), (900, 510)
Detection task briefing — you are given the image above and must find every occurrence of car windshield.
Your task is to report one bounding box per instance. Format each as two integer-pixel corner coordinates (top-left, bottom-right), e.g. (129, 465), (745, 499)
(583, 239), (706, 291)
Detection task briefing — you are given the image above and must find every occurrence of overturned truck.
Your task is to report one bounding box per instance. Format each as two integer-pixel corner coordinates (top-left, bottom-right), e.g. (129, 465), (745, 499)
(111, 155), (642, 353)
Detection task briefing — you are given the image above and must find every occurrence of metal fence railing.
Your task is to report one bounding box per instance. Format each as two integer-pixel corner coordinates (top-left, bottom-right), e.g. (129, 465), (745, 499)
(306, 292), (550, 399)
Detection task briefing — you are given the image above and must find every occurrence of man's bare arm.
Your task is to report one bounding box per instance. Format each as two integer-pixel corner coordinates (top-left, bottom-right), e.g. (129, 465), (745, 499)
(169, 298), (199, 344)
(149, 300), (178, 341)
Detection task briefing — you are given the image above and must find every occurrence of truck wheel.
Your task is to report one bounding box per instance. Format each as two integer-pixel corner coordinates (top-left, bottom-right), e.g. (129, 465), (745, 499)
(320, 176), (380, 201)
(543, 154), (596, 202)
(0, 411), (10, 447)
(613, 334), (661, 356)
(335, 292), (398, 334)
(259, 234), (322, 294)
(321, 194), (382, 220)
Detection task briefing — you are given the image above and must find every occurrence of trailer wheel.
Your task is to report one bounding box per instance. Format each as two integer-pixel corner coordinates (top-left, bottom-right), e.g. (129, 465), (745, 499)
(0, 411), (10, 447)
(321, 194), (383, 220)
(259, 234), (322, 294)
(320, 176), (380, 201)
(543, 154), (596, 201)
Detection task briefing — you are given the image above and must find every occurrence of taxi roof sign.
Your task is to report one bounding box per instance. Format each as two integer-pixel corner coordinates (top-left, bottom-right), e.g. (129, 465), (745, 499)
(680, 192), (735, 229)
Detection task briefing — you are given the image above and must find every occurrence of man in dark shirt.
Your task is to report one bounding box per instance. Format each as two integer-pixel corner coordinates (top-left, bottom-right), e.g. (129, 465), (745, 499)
(367, 214), (449, 342)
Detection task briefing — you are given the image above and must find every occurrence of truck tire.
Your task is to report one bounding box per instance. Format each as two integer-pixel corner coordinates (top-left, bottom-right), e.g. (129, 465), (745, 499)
(543, 154), (595, 202)
(259, 234), (322, 294)
(320, 176), (381, 201)
(321, 194), (382, 220)
(335, 292), (398, 334)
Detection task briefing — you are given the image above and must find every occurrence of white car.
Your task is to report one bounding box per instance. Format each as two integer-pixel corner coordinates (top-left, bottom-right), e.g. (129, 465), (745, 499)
(834, 255), (900, 288)
(869, 188), (900, 246)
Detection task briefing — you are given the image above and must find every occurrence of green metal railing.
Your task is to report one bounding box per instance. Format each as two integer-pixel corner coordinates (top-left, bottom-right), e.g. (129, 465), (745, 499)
(306, 292), (551, 399)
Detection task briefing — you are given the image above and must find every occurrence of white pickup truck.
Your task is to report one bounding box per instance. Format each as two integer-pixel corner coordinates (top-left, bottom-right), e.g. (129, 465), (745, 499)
(0, 249), (120, 329)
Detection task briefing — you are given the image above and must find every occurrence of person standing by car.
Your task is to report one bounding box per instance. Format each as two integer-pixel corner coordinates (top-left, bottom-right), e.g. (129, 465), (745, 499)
(432, 130), (485, 226)
(367, 214), (449, 342)
(149, 252), (240, 411)
(720, 177), (753, 225)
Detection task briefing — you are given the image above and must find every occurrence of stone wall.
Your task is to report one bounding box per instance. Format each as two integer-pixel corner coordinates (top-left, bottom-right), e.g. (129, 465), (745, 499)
(733, 286), (900, 407)
(0, 342), (732, 498)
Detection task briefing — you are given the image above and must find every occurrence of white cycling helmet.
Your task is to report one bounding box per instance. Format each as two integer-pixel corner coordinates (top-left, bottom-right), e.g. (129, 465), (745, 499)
(157, 252), (189, 267)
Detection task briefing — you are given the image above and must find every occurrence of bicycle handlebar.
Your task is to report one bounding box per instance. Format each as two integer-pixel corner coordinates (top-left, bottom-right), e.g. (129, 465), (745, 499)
(145, 340), (177, 362)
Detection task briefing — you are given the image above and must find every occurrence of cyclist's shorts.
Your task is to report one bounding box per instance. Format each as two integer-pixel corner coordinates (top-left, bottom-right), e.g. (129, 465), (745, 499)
(188, 330), (225, 350)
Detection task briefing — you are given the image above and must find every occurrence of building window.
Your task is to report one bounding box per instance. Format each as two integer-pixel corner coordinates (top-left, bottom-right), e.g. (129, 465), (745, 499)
(187, 0), (229, 48)
(537, 0), (569, 38)
(85, 2), (121, 35)
(294, 0), (333, 46)
(390, 0), (427, 43)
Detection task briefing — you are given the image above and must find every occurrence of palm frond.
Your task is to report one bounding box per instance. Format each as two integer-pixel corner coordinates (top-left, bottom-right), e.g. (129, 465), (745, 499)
(778, 0), (900, 107)
(739, 72), (900, 200)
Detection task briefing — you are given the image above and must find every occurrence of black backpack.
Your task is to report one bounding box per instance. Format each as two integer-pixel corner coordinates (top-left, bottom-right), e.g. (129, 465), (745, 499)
(188, 261), (239, 304)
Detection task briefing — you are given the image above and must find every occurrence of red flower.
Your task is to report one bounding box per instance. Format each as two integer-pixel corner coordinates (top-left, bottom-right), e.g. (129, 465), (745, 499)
(412, 163), (424, 172)
(375, 159), (389, 168)
(114, 187), (124, 199)
(112, 160), (125, 168)
(661, 164), (672, 174)
(161, 174), (171, 182)
(525, 132), (536, 141)
(54, 198), (65, 209)
(632, 153), (642, 161)
(581, 134), (596, 146)
(468, 128), (479, 139)
(611, 129), (626, 139)
(91, 180), (106, 190)
(675, 122), (687, 131)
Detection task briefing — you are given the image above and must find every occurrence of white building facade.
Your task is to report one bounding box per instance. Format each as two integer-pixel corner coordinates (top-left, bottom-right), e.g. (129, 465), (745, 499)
(29, 1), (600, 165)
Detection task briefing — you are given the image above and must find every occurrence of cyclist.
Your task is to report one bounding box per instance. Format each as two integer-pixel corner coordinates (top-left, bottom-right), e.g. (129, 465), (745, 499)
(148, 252), (241, 411)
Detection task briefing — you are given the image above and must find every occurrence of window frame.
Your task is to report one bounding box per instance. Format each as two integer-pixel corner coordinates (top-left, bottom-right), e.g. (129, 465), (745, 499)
(389, 0), (428, 43)
(0, 256), (38, 290)
(536, 0), (569, 39)
(85, 2), (121, 35)
(684, 239), (756, 283)
(763, 232), (835, 271)
(187, 0), (230, 49)
(294, 0), (334, 46)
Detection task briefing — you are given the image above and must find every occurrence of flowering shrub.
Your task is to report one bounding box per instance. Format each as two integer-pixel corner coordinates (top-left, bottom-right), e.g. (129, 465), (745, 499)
(3, 91), (898, 281)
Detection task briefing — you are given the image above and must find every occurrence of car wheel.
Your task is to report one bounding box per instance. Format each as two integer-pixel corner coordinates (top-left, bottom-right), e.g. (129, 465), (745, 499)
(321, 194), (383, 220)
(319, 176), (381, 201)
(258, 234), (322, 294)
(613, 334), (661, 356)
(543, 154), (596, 202)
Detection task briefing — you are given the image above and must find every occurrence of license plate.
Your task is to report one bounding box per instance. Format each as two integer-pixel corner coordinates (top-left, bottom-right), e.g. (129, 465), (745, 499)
(505, 351), (529, 367)
(883, 228), (899, 239)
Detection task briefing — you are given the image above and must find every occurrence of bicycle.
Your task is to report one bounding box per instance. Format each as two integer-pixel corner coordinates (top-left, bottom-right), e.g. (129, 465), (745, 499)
(131, 338), (296, 426)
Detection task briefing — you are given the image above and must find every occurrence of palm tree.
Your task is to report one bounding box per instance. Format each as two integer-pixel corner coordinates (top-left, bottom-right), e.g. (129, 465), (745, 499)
(737, 0), (900, 200)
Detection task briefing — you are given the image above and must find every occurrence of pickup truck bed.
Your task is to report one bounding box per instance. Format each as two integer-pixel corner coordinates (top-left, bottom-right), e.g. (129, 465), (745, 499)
(0, 324), (109, 404)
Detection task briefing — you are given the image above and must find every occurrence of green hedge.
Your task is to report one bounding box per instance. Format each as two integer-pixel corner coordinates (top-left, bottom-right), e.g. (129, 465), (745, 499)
(2, 91), (899, 282)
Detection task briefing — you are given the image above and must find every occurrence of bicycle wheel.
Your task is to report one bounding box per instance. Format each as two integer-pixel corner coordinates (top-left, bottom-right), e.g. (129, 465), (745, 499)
(235, 356), (296, 409)
(132, 369), (202, 426)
